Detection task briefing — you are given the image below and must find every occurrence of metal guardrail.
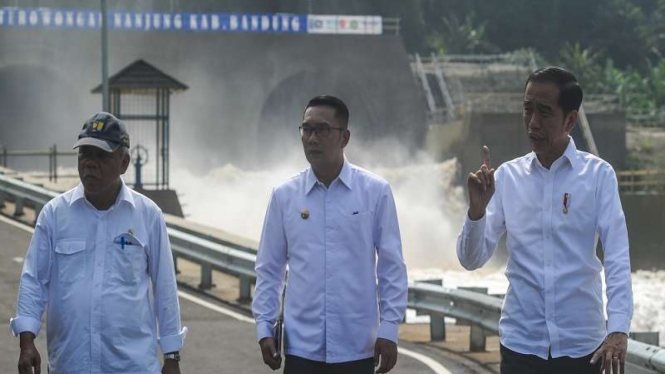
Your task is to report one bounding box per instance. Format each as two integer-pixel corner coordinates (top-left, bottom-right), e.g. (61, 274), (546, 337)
(0, 173), (59, 221)
(0, 171), (663, 372)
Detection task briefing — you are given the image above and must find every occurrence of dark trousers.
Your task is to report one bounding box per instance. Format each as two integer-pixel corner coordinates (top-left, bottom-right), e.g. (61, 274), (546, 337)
(284, 355), (374, 374)
(500, 344), (602, 374)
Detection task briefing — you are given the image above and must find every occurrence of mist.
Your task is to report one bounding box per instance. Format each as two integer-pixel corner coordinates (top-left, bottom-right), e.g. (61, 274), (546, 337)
(171, 136), (469, 271)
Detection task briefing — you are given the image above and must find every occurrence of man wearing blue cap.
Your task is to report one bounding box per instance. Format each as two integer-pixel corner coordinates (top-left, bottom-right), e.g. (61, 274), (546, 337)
(11, 112), (186, 374)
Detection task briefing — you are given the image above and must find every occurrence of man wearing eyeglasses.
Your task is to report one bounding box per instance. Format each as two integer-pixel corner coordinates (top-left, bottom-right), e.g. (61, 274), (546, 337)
(11, 112), (186, 374)
(253, 95), (408, 374)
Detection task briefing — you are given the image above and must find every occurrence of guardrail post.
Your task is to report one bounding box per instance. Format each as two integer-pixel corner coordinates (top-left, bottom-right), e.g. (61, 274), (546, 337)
(630, 332), (660, 346)
(470, 322), (487, 352)
(1, 145), (7, 167)
(238, 276), (251, 303)
(417, 279), (446, 341)
(459, 287), (489, 352)
(33, 204), (44, 224)
(14, 197), (25, 217)
(0, 190), (5, 209)
(198, 263), (215, 290)
(172, 254), (180, 274)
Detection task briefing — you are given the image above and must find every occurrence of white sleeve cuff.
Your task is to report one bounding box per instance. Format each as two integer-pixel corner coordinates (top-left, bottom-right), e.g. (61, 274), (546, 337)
(256, 321), (274, 343)
(9, 316), (41, 337)
(607, 314), (631, 335)
(464, 212), (486, 231)
(159, 326), (188, 353)
(377, 321), (399, 344)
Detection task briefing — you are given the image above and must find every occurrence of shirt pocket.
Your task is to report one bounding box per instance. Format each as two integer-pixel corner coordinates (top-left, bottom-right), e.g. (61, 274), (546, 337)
(339, 211), (374, 250)
(109, 234), (147, 285)
(54, 240), (88, 285)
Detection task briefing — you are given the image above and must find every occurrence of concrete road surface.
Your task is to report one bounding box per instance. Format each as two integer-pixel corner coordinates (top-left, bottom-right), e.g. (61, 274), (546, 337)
(0, 216), (445, 374)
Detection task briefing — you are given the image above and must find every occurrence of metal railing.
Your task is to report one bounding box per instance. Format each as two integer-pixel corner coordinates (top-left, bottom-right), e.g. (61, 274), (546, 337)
(618, 170), (665, 194)
(382, 17), (400, 35)
(411, 52), (535, 67)
(0, 171), (663, 373)
(0, 145), (77, 183)
(627, 109), (665, 128)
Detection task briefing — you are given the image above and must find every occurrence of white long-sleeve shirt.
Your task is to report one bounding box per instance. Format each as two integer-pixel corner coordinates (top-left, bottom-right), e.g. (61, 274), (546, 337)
(11, 182), (186, 374)
(457, 138), (633, 359)
(252, 160), (408, 363)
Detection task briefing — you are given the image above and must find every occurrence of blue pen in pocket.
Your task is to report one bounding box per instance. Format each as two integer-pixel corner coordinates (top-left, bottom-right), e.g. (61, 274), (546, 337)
(113, 233), (139, 250)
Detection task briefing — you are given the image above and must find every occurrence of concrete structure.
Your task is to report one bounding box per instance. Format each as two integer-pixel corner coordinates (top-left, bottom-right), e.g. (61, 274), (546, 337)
(0, 23), (427, 172)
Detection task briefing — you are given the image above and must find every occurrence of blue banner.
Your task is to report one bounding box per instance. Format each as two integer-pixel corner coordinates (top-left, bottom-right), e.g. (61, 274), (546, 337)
(0, 7), (307, 34)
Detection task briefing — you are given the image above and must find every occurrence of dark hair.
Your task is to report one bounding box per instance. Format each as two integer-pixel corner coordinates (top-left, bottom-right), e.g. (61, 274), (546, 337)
(305, 95), (350, 128)
(525, 66), (583, 115)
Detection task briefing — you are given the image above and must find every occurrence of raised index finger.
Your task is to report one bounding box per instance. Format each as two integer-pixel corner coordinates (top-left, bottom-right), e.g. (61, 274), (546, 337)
(482, 146), (491, 168)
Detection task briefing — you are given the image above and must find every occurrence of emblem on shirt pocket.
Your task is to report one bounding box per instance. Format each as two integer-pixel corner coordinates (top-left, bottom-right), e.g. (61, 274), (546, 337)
(563, 193), (571, 214)
(301, 209), (310, 220)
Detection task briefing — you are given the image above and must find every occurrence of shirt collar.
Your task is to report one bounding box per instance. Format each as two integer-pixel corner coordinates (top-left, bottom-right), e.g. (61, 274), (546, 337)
(562, 136), (580, 169)
(305, 159), (353, 195)
(69, 179), (136, 210)
(527, 136), (579, 170)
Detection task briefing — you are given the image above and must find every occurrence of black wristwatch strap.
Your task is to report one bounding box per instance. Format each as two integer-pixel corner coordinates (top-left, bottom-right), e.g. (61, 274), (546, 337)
(164, 351), (181, 361)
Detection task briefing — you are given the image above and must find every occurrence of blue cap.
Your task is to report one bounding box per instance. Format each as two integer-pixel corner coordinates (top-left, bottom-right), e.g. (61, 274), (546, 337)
(73, 112), (130, 152)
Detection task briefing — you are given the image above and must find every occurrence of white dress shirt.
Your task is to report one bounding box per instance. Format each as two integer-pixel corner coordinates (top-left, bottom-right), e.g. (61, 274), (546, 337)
(457, 138), (633, 359)
(252, 160), (408, 363)
(11, 182), (186, 374)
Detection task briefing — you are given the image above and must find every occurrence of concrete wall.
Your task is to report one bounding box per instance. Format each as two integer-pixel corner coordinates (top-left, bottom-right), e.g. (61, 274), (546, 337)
(0, 27), (427, 172)
(620, 194), (665, 270)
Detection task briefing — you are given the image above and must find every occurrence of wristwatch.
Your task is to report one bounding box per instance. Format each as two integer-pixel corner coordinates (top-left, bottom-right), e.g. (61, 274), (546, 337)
(164, 351), (181, 362)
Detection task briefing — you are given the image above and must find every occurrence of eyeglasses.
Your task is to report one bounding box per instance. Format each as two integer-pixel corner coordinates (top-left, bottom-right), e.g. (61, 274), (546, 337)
(299, 125), (344, 138)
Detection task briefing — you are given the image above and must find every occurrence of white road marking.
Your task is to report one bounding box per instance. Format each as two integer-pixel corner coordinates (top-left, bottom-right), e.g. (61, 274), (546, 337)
(398, 347), (454, 374)
(0, 214), (34, 233)
(13, 257), (24, 264)
(178, 291), (453, 374)
(177, 290), (255, 324)
(2, 215), (453, 374)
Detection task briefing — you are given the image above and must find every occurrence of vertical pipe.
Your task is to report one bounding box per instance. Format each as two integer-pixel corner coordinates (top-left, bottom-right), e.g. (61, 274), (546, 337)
(165, 90), (170, 189)
(53, 144), (58, 184)
(156, 90), (161, 189)
(48, 146), (53, 182)
(101, 0), (109, 112)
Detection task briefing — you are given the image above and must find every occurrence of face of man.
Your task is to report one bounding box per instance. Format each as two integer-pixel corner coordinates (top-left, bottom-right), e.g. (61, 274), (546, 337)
(77, 145), (129, 198)
(301, 105), (350, 171)
(523, 81), (577, 161)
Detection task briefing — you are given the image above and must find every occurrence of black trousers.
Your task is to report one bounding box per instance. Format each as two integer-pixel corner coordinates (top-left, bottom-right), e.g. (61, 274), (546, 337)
(500, 344), (602, 374)
(284, 355), (374, 374)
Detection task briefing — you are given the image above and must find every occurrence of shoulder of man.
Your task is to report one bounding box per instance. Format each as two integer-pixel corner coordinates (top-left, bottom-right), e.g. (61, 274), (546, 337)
(491, 153), (532, 179)
(348, 162), (390, 190)
(42, 186), (79, 217)
(574, 149), (615, 172)
(272, 168), (309, 196)
(126, 187), (164, 220)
